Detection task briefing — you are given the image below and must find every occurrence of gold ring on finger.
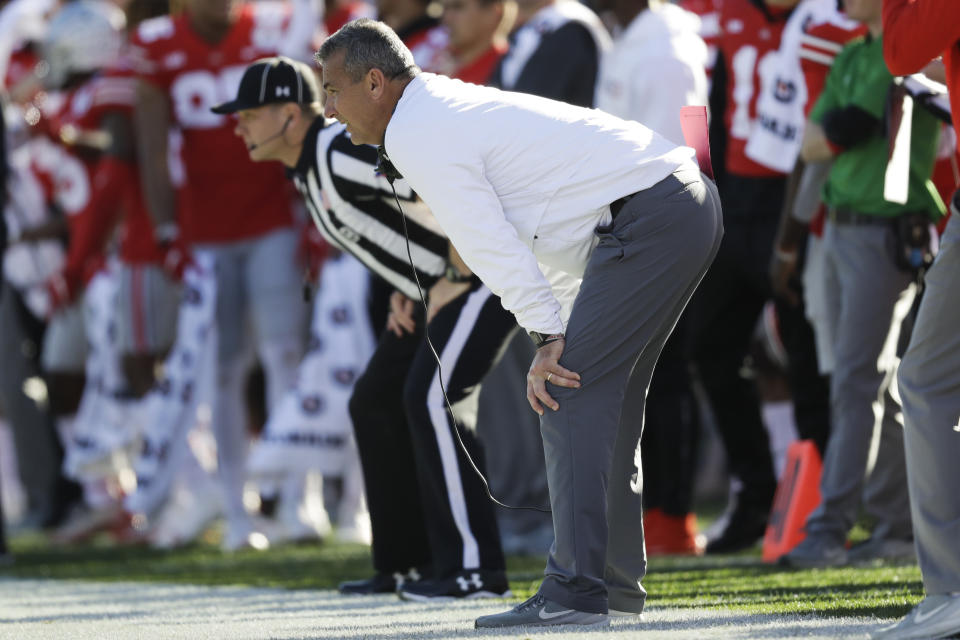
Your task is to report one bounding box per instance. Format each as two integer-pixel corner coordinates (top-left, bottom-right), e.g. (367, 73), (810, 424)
(546, 373), (553, 383)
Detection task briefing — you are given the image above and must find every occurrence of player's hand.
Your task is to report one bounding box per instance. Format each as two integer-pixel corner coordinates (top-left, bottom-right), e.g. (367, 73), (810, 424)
(426, 277), (470, 323)
(526, 338), (580, 416)
(44, 270), (77, 317)
(387, 290), (416, 337)
(156, 225), (195, 281)
(161, 240), (195, 281)
(769, 245), (800, 306)
(921, 59), (947, 84)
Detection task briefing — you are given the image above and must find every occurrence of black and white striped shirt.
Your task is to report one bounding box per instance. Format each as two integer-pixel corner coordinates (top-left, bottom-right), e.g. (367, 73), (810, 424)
(290, 117), (447, 299)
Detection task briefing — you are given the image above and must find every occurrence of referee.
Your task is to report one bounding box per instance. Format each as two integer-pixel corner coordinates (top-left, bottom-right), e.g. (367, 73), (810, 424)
(212, 57), (517, 600)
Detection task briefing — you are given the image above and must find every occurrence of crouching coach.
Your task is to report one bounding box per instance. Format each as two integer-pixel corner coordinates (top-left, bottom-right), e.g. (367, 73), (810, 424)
(317, 18), (724, 629)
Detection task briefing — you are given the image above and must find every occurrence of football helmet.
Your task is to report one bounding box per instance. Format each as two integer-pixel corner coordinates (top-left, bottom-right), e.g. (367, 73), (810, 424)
(42, 0), (126, 88)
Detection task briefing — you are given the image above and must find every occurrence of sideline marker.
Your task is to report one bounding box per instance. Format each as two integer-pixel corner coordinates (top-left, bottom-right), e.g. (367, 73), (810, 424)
(680, 105), (714, 180)
(762, 440), (823, 563)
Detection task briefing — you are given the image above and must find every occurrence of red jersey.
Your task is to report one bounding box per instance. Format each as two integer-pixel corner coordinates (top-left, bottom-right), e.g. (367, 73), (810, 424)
(408, 23), (449, 70)
(4, 44), (39, 91)
(883, 0), (960, 136)
(717, 0), (788, 177)
(798, 17), (866, 116)
(129, 3), (295, 244)
(31, 90), (98, 224)
(72, 66), (165, 265)
(883, 0), (960, 221)
(454, 43), (507, 86)
(29, 83), (120, 281)
(420, 34), (506, 86)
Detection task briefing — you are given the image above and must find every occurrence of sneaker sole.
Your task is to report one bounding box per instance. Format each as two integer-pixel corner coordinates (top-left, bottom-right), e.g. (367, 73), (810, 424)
(475, 616), (610, 629)
(399, 589), (513, 603)
(609, 610), (645, 619)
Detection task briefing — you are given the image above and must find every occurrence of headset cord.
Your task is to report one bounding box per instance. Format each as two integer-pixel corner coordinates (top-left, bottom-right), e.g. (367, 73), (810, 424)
(385, 181), (550, 514)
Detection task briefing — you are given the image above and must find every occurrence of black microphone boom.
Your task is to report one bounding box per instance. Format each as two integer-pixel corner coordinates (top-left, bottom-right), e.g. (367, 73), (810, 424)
(248, 115), (293, 151)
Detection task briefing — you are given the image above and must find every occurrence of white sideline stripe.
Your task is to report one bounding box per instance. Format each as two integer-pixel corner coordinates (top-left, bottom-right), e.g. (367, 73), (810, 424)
(426, 287), (492, 570)
(0, 578), (892, 639)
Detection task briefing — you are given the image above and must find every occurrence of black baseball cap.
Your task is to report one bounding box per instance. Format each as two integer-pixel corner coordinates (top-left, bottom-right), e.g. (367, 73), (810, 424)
(211, 56), (319, 115)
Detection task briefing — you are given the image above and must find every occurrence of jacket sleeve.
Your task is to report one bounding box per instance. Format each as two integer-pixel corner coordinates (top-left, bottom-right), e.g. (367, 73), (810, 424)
(882, 0), (960, 74)
(387, 127), (565, 335)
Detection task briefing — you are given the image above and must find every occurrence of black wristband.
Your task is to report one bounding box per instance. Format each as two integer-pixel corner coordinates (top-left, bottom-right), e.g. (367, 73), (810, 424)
(529, 331), (564, 348)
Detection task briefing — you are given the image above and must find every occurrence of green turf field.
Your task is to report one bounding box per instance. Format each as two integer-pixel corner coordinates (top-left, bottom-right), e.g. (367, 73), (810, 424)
(0, 534), (922, 622)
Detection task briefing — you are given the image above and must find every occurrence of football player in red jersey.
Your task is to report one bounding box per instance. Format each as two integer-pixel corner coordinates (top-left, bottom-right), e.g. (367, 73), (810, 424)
(130, 0), (312, 550)
(29, 2), (133, 431)
(11, 0), (139, 541)
(44, 2), (184, 402)
(686, 0), (799, 554)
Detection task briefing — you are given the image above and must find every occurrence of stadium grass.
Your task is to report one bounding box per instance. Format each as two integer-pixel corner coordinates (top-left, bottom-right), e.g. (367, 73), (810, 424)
(1, 533), (922, 621)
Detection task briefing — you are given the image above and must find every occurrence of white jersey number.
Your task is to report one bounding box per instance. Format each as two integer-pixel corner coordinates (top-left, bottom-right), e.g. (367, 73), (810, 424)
(730, 45), (776, 140)
(31, 138), (91, 215)
(170, 65), (247, 129)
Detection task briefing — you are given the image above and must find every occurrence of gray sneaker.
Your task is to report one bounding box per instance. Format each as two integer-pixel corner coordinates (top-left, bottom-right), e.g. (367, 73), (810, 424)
(871, 593), (960, 640)
(848, 537), (916, 564)
(780, 534), (848, 568)
(474, 594), (610, 629)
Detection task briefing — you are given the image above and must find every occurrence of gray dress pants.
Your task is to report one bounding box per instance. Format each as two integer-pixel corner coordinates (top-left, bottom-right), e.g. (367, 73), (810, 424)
(898, 212), (960, 595)
(538, 165), (723, 614)
(805, 220), (914, 543)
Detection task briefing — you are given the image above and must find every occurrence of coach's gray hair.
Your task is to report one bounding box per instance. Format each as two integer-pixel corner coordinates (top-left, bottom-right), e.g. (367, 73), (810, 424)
(316, 19), (418, 83)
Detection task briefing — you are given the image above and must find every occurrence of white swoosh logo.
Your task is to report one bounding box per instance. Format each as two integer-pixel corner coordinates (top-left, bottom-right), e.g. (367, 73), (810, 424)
(539, 608), (571, 620)
(914, 601), (950, 624)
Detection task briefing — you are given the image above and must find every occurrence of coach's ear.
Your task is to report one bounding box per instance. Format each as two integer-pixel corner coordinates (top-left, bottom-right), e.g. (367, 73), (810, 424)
(366, 67), (387, 100)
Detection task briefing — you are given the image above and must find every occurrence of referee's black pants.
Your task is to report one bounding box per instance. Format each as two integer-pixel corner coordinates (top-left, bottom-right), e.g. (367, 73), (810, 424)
(348, 280), (518, 579)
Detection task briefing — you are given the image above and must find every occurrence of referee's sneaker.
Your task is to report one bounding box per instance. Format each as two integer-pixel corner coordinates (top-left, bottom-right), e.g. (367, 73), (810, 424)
(399, 568), (510, 601)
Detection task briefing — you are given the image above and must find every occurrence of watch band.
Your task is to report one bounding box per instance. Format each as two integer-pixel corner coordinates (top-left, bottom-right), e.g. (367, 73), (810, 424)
(444, 263), (472, 283)
(529, 331), (565, 348)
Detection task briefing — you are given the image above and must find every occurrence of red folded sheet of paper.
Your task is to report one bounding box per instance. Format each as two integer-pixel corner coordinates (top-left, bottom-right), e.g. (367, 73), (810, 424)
(679, 105), (714, 180)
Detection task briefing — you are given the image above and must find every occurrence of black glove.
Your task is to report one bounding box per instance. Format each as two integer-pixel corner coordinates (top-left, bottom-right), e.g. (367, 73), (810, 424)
(821, 105), (881, 150)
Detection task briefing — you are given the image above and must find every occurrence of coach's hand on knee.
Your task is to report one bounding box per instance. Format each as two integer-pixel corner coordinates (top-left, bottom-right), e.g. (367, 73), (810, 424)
(526, 339), (580, 416)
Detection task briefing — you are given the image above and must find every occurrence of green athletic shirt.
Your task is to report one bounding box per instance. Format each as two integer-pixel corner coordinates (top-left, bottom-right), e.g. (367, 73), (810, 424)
(810, 33), (945, 219)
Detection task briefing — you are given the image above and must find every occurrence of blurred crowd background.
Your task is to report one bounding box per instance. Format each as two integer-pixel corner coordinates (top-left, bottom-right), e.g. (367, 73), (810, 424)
(0, 0), (953, 573)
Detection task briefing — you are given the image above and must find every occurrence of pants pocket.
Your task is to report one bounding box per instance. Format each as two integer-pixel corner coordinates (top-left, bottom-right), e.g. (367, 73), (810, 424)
(594, 225), (624, 261)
